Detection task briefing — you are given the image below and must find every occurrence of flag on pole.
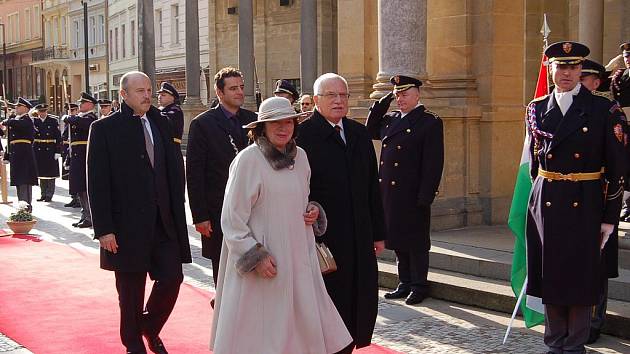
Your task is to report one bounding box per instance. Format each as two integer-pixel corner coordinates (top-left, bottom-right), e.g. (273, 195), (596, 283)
(507, 53), (548, 328)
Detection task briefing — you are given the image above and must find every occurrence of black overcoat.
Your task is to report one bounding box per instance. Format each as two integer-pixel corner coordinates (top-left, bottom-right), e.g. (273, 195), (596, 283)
(4, 114), (38, 186)
(33, 115), (62, 178)
(60, 115), (71, 180)
(296, 111), (386, 348)
(161, 103), (185, 192)
(67, 112), (97, 194)
(526, 86), (626, 306)
(186, 105), (256, 260)
(87, 103), (192, 271)
(366, 104), (444, 251)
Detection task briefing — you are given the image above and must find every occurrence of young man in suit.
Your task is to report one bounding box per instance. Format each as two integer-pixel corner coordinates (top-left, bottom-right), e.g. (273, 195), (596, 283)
(88, 71), (191, 354)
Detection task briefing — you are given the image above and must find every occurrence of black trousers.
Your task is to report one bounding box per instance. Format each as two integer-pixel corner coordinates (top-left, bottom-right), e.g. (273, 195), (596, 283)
(590, 280), (608, 331)
(395, 248), (429, 294)
(16, 184), (32, 206)
(544, 304), (591, 354)
(114, 222), (182, 353)
(78, 191), (91, 222)
(38, 178), (55, 199)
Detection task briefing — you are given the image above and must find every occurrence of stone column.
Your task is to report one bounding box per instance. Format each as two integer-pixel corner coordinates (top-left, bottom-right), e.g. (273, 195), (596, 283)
(184, 0), (202, 106)
(138, 0), (155, 87)
(578, 0), (604, 63)
(370, 0), (426, 99)
(300, 0), (317, 95)
(238, 0), (256, 109)
(181, 0), (207, 146)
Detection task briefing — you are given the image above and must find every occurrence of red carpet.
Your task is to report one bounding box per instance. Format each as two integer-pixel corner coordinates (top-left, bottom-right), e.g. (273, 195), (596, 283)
(0, 236), (401, 353)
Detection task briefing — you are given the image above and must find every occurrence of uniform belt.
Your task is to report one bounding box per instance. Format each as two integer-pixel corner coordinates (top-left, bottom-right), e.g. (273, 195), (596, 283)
(70, 141), (88, 146)
(538, 168), (604, 182)
(33, 139), (57, 143)
(173, 138), (182, 144)
(10, 139), (32, 144)
(63, 141), (70, 145)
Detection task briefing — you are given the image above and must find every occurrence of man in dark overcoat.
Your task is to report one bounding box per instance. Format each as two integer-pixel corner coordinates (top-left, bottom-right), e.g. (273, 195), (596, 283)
(88, 71), (191, 354)
(33, 104), (62, 202)
(186, 67), (256, 285)
(525, 41), (627, 354)
(68, 92), (98, 228)
(296, 73), (386, 354)
(2, 97), (38, 211)
(366, 75), (444, 305)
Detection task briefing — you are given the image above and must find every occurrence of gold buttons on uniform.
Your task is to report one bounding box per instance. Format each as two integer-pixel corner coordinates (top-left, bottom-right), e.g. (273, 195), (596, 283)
(406, 129), (411, 133)
(397, 145), (401, 150)
(547, 178), (552, 182)
(383, 143), (387, 148)
(394, 162), (399, 167)
(572, 202), (579, 207)
(547, 153), (553, 159)
(574, 153), (580, 159)
(380, 161), (384, 165)
(545, 202), (551, 207)
(582, 127), (588, 133)
(379, 178), (382, 182)
(391, 181), (396, 186)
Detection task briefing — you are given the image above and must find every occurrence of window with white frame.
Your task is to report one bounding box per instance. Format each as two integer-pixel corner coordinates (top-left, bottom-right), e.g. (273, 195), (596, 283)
(155, 9), (162, 47)
(114, 27), (118, 60)
(24, 8), (31, 40)
(171, 5), (179, 45)
(121, 24), (125, 58)
(61, 16), (67, 45)
(52, 17), (58, 45)
(89, 16), (95, 46)
(130, 19), (135, 56)
(73, 20), (80, 48)
(8, 13), (19, 43)
(98, 15), (104, 44)
(45, 20), (51, 47)
(109, 28), (112, 60)
(33, 5), (40, 37)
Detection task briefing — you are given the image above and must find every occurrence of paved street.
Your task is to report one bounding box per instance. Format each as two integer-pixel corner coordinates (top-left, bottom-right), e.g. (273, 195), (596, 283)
(1, 179), (630, 353)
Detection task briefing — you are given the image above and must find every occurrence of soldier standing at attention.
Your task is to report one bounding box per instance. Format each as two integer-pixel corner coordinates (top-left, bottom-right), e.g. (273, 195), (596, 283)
(61, 103), (80, 208)
(525, 41), (626, 354)
(157, 82), (185, 192)
(33, 104), (62, 202)
(1, 98), (38, 211)
(97, 99), (113, 118)
(366, 75), (444, 305)
(68, 92), (98, 228)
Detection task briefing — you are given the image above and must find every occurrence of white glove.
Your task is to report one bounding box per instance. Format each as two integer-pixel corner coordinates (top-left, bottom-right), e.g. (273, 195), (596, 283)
(600, 223), (614, 250)
(54, 153), (61, 160)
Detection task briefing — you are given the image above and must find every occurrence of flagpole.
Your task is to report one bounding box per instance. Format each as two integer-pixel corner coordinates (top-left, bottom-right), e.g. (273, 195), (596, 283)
(541, 13), (551, 89)
(503, 277), (528, 344)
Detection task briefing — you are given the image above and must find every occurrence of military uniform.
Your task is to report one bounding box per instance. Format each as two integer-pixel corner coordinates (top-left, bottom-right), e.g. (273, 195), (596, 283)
(68, 92), (98, 227)
(366, 75), (444, 305)
(526, 42), (627, 353)
(612, 42), (630, 108)
(2, 98), (38, 210)
(157, 82), (185, 192)
(33, 104), (62, 201)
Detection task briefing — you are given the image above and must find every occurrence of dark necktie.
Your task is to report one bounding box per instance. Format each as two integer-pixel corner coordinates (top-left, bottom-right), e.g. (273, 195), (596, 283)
(139, 117), (154, 167)
(230, 116), (243, 146)
(334, 125), (345, 145)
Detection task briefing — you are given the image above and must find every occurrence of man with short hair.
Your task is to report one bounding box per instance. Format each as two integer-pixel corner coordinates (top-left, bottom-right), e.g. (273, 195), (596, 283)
(299, 94), (314, 112)
(186, 67), (256, 286)
(525, 41), (627, 354)
(296, 73), (386, 354)
(1, 97), (38, 211)
(88, 71), (191, 354)
(33, 104), (62, 202)
(366, 75), (444, 306)
(68, 92), (98, 228)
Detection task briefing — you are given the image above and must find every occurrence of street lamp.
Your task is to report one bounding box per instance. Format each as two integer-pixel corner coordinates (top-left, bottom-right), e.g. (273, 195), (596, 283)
(81, 0), (89, 94)
(0, 24), (6, 119)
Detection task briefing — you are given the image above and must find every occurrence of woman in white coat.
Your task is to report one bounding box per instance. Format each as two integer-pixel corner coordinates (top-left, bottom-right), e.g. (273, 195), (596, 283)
(210, 97), (352, 354)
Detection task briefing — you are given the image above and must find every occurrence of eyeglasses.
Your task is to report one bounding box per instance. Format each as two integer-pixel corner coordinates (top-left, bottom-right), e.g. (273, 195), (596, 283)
(317, 92), (351, 100)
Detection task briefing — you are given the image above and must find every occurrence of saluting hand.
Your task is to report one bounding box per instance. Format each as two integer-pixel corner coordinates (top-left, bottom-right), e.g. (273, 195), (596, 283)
(99, 233), (119, 254)
(195, 220), (213, 238)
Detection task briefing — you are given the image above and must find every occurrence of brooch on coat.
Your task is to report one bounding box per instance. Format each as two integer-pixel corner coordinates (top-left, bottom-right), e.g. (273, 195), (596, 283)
(614, 123), (624, 143)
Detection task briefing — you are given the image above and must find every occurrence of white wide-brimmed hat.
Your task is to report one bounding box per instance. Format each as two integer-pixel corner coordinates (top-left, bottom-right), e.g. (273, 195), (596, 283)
(243, 97), (311, 129)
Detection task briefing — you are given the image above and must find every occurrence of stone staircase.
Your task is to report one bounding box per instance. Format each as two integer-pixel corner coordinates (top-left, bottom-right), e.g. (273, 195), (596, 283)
(377, 224), (630, 339)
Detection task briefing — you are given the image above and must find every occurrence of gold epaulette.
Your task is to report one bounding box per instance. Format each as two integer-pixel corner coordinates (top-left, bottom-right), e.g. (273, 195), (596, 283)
(592, 90), (614, 101)
(425, 110), (440, 119)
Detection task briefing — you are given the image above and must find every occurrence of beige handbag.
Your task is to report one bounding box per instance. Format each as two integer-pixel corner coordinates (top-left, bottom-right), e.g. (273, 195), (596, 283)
(315, 242), (337, 274)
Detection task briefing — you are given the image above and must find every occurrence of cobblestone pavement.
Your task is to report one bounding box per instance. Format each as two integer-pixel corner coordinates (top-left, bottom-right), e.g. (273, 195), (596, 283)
(1, 180), (629, 353)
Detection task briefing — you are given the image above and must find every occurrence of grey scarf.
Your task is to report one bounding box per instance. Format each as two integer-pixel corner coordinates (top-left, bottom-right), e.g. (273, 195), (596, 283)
(256, 136), (297, 170)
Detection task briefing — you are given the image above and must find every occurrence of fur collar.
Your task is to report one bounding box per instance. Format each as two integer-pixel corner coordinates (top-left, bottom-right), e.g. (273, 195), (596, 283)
(256, 137), (297, 170)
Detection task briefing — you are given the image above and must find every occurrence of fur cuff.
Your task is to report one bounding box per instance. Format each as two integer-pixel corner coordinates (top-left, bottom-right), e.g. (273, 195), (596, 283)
(236, 242), (270, 275)
(308, 201), (327, 236)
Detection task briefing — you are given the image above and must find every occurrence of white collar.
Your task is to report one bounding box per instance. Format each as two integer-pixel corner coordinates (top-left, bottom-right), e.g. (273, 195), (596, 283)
(327, 118), (344, 131)
(401, 103), (422, 118)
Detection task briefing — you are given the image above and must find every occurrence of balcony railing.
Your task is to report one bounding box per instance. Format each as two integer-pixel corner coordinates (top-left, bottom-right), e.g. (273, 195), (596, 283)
(32, 46), (69, 62)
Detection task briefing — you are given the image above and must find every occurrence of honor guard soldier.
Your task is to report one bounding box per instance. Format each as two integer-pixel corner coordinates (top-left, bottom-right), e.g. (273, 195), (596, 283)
(1, 97), (38, 211)
(33, 104), (62, 202)
(61, 103), (80, 207)
(612, 42), (630, 110)
(273, 79), (300, 106)
(525, 41), (627, 354)
(157, 82), (185, 191)
(365, 75), (444, 305)
(68, 92), (97, 228)
(97, 99), (113, 118)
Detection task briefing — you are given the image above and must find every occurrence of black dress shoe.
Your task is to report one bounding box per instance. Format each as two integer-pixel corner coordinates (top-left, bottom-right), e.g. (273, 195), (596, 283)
(210, 298), (215, 309)
(64, 200), (75, 207)
(384, 288), (411, 299)
(36, 197), (45, 202)
(405, 291), (427, 305)
(144, 335), (168, 354)
(586, 328), (600, 344)
(77, 220), (93, 228)
(43, 197), (52, 202)
(72, 219), (84, 227)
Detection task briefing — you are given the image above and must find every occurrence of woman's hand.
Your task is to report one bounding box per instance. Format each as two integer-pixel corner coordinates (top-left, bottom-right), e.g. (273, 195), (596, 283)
(255, 255), (277, 278)
(304, 204), (320, 225)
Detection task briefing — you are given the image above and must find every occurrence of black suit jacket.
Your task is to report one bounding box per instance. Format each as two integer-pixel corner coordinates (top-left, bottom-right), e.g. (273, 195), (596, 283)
(87, 103), (191, 271)
(186, 105), (256, 259)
